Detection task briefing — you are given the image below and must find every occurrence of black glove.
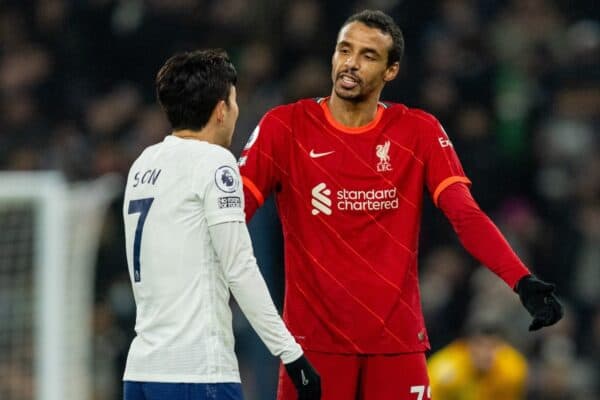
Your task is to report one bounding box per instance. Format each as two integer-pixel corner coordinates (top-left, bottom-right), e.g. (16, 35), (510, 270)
(284, 355), (321, 400)
(515, 275), (564, 331)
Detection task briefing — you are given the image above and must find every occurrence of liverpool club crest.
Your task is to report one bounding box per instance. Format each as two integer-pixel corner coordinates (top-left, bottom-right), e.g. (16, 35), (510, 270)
(376, 140), (392, 172)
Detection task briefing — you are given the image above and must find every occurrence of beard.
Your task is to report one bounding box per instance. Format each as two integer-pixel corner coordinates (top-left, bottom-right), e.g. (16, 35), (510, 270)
(334, 85), (367, 103)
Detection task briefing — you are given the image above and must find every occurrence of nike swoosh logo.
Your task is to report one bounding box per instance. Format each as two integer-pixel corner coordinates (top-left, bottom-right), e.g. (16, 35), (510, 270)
(301, 370), (309, 386)
(309, 150), (335, 158)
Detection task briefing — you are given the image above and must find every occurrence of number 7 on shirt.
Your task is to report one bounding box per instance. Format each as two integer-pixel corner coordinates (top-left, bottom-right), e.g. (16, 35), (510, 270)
(128, 198), (154, 282)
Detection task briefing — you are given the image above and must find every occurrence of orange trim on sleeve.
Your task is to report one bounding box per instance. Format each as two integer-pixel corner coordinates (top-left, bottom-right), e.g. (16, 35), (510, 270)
(320, 98), (384, 134)
(433, 176), (471, 207)
(242, 176), (265, 206)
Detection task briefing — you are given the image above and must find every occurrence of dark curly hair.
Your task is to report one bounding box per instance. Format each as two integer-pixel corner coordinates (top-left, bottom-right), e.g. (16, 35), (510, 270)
(156, 49), (237, 131)
(342, 10), (404, 66)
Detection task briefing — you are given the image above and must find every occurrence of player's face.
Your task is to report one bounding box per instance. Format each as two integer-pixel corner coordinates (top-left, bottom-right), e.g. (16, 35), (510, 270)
(331, 22), (399, 103)
(222, 85), (239, 147)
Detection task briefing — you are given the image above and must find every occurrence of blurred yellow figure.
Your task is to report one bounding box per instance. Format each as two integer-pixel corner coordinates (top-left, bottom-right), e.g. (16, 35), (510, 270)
(428, 330), (528, 400)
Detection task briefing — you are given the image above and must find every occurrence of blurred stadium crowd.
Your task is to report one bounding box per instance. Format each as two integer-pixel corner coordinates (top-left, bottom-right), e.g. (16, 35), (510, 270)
(0, 0), (598, 399)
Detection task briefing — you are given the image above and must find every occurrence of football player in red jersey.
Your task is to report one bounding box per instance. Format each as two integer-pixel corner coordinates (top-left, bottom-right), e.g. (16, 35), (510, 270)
(239, 9), (562, 400)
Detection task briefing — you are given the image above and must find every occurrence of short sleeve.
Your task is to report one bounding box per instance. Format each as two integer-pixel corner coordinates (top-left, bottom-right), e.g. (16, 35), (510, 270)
(238, 108), (290, 211)
(422, 116), (471, 207)
(200, 148), (245, 226)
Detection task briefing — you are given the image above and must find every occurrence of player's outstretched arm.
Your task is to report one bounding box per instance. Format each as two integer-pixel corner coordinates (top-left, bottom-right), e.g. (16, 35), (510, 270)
(514, 275), (563, 331)
(437, 182), (563, 330)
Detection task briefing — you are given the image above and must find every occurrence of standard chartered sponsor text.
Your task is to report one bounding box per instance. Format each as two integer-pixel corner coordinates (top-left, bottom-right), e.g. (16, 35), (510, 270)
(336, 187), (399, 211)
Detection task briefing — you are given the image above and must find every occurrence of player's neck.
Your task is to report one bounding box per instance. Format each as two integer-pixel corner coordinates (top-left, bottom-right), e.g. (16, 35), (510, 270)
(327, 95), (380, 127)
(172, 128), (224, 146)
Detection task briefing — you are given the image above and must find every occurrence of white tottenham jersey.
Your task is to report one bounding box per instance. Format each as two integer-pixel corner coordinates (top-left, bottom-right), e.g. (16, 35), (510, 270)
(123, 135), (301, 383)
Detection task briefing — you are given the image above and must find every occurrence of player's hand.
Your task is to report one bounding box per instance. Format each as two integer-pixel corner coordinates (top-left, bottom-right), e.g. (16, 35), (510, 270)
(515, 275), (564, 331)
(284, 355), (321, 400)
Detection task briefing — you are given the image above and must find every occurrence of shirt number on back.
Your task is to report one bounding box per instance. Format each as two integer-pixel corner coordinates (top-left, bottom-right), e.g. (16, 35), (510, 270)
(410, 385), (431, 400)
(128, 198), (154, 282)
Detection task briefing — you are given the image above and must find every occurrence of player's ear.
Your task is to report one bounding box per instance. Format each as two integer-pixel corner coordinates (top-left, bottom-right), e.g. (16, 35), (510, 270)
(383, 61), (399, 82)
(213, 100), (226, 124)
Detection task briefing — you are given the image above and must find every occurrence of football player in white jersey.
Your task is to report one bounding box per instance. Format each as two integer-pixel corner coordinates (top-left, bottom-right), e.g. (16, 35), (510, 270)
(122, 49), (321, 400)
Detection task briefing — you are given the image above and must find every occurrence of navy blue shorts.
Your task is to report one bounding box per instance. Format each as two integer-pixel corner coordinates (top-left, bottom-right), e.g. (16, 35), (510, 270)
(123, 381), (244, 400)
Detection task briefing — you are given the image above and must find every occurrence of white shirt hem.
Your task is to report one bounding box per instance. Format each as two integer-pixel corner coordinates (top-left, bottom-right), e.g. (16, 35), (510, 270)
(123, 372), (241, 384)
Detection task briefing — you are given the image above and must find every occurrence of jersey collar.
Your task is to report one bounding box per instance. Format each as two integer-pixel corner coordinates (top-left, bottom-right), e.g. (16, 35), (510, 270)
(318, 97), (385, 134)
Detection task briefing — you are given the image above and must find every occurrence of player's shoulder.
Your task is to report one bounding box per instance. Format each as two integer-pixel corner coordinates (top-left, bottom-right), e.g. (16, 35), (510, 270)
(261, 102), (296, 128)
(378, 101), (438, 127)
(396, 105), (448, 142)
(157, 137), (237, 175)
(379, 100), (408, 114)
(261, 98), (320, 128)
(201, 142), (238, 167)
(189, 143), (239, 193)
(129, 140), (162, 170)
(135, 140), (162, 158)
(400, 106), (441, 129)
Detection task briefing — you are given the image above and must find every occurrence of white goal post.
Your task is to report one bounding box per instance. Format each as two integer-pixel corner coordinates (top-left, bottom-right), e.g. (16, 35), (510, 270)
(0, 171), (120, 400)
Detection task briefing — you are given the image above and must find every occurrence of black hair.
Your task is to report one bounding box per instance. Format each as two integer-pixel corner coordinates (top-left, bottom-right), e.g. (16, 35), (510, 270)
(156, 49), (237, 131)
(342, 10), (404, 66)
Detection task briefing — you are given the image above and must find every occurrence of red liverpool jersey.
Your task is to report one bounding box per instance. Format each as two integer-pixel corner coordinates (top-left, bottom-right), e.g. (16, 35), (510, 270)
(239, 98), (471, 354)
